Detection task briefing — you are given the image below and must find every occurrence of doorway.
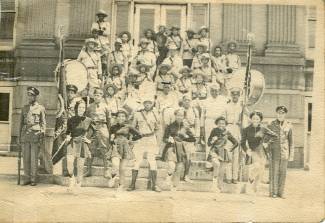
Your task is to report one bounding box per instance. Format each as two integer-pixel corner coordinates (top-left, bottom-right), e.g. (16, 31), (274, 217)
(133, 4), (187, 47)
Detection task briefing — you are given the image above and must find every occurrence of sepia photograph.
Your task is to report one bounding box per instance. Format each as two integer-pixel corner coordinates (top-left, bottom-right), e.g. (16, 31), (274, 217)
(0, 0), (324, 222)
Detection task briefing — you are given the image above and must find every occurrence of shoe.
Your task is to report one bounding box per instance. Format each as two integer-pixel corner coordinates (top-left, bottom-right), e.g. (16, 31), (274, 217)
(166, 175), (173, 187)
(108, 175), (117, 188)
(184, 175), (193, 183)
(272, 194), (278, 198)
(22, 181), (31, 186)
(30, 182), (37, 186)
(116, 184), (124, 192)
(104, 169), (112, 179)
(62, 171), (70, 177)
(84, 172), (92, 177)
(153, 185), (162, 192)
(150, 170), (161, 192)
(232, 179), (238, 184)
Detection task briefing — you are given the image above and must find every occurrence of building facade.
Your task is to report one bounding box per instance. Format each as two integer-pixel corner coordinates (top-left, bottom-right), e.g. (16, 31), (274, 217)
(0, 0), (317, 168)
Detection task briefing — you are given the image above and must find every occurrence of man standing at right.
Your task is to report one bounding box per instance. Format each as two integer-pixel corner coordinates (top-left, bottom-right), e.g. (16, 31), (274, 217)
(267, 106), (294, 198)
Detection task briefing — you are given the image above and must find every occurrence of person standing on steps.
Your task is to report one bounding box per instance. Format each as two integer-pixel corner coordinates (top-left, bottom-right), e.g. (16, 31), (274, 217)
(127, 96), (161, 192)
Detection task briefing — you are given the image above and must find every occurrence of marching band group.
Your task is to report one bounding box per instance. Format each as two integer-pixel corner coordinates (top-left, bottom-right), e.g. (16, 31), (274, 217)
(19, 10), (294, 199)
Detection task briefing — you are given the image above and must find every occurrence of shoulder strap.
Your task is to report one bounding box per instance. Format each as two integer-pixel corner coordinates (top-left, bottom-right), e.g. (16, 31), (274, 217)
(140, 111), (154, 133)
(85, 51), (97, 66)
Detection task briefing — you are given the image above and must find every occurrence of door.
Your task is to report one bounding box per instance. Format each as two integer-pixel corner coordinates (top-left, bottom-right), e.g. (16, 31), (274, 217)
(133, 4), (187, 48)
(0, 88), (13, 151)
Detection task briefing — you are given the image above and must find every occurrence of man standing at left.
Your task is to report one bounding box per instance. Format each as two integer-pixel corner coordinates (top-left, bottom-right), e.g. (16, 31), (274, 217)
(19, 87), (46, 186)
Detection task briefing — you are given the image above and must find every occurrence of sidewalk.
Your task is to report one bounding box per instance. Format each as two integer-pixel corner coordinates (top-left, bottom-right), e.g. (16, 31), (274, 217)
(0, 157), (323, 222)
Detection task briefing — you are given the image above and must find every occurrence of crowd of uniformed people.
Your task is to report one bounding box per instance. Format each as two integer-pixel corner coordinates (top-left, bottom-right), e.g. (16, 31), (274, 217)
(19, 10), (294, 198)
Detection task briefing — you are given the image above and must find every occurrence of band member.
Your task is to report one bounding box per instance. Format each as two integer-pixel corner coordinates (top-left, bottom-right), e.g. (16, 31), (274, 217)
(191, 43), (208, 70)
(197, 26), (211, 52)
(19, 87), (46, 186)
(61, 84), (82, 176)
(225, 41), (241, 75)
(127, 96), (161, 192)
(103, 83), (123, 126)
(207, 116), (238, 188)
(136, 63), (156, 98)
(156, 81), (178, 132)
(119, 31), (134, 67)
(155, 63), (175, 94)
(175, 66), (193, 97)
(85, 88), (110, 178)
(108, 39), (128, 75)
(191, 70), (208, 102)
(241, 111), (277, 194)
(161, 108), (196, 188)
(225, 87), (244, 184)
(144, 28), (159, 57)
(65, 101), (93, 191)
(91, 10), (110, 46)
(109, 109), (142, 189)
(202, 84), (228, 150)
(107, 64), (125, 101)
(179, 95), (200, 182)
(267, 106), (294, 198)
(77, 38), (102, 95)
(211, 45), (226, 74)
(132, 38), (157, 78)
(182, 29), (197, 68)
(162, 44), (183, 80)
(197, 53), (221, 84)
(156, 25), (168, 65)
(91, 28), (110, 77)
(166, 26), (182, 51)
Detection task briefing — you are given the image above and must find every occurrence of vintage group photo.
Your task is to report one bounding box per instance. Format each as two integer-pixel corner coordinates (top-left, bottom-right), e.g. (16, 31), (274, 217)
(0, 0), (324, 222)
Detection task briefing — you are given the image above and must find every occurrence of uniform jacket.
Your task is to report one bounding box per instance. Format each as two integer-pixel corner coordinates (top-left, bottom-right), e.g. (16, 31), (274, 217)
(267, 119), (294, 161)
(20, 102), (46, 142)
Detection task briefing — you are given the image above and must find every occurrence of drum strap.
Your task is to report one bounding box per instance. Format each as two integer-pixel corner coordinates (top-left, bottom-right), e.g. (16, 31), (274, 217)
(186, 39), (192, 49)
(172, 36), (181, 48)
(97, 21), (102, 31)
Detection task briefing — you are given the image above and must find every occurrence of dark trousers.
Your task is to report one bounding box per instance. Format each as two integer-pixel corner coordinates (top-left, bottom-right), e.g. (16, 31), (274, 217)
(269, 158), (288, 196)
(23, 141), (40, 182)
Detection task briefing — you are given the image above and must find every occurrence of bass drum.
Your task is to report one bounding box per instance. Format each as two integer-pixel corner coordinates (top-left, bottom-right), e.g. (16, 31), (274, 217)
(228, 68), (265, 106)
(64, 59), (88, 94)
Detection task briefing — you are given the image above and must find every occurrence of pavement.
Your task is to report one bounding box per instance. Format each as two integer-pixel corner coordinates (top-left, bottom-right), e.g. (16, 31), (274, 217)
(0, 156), (324, 222)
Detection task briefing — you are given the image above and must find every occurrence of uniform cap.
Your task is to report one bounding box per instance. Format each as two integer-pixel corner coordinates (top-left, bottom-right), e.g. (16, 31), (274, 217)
(196, 43), (208, 50)
(85, 38), (98, 46)
(198, 26), (209, 34)
(110, 64), (123, 75)
(171, 26), (180, 31)
(209, 84), (221, 90)
(93, 88), (104, 95)
(186, 29), (195, 34)
(96, 9), (108, 17)
(229, 87), (242, 94)
(159, 63), (172, 71)
(66, 84), (78, 93)
(104, 83), (118, 95)
(139, 38), (150, 45)
(179, 66), (192, 75)
(200, 53), (210, 59)
(136, 63), (150, 72)
(115, 38), (123, 45)
(227, 40), (238, 48)
(116, 108), (129, 117)
(276, 105), (288, 113)
(27, 86), (39, 96)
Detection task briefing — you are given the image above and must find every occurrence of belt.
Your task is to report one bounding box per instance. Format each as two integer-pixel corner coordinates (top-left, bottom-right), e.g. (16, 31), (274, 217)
(87, 67), (97, 69)
(141, 133), (155, 137)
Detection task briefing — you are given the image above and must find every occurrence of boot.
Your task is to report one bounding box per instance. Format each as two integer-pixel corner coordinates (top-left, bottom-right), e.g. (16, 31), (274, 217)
(127, 170), (138, 191)
(150, 170), (161, 192)
(103, 159), (111, 179)
(147, 170), (152, 190)
(84, 158), (93, 177)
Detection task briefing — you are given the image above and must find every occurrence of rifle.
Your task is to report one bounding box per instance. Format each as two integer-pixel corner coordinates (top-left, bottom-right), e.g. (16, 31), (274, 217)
(17, 143), (22, 185)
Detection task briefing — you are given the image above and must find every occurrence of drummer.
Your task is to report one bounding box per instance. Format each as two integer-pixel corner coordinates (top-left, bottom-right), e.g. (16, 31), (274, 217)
(225, 40), (241, 75)
(77, 38), (102, 96)
(108, 39), (128, 76)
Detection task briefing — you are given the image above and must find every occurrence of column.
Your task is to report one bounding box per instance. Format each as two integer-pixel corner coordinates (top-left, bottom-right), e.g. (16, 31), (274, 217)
(265, 5), (301, 57)
(222, 4), (252, 53)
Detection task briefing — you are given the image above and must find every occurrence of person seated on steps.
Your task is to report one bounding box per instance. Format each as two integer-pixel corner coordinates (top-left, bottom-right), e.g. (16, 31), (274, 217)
(206, 116), (238, 192)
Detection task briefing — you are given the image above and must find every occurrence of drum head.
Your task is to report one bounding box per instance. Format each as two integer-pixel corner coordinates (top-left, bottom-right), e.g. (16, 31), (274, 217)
(229, 68), (265, 106)
(64, 60), (88, 93)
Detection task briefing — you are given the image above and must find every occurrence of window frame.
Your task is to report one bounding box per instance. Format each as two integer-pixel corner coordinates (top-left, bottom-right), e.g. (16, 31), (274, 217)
(0, 0), (17, 51)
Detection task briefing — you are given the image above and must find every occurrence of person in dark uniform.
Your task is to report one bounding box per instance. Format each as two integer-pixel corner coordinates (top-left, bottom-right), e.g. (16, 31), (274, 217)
(207, 116), (238, 189)
(267, 106), (294, 198)
(241, 111), (277, 194)
(108, 109), (142, 189)
(156, 25), (168, 66)
(161, 108), (196, 189)
(65, 100), (93, 191)
(19, 87), (46, 186)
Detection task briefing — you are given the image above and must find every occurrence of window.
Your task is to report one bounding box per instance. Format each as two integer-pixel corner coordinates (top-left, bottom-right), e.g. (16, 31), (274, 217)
(307, 102), (312, 133)
(0, 0), (16, 49)
(0, 93), (10, 122)
(307, 6), (316, 49)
